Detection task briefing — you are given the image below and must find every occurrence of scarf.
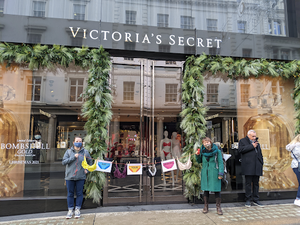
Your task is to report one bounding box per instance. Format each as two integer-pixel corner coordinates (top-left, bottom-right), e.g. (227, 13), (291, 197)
(201, 144), (218, 161)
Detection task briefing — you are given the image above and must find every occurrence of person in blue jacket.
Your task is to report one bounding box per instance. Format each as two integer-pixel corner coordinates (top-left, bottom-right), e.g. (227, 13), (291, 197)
(62, 136), (93, 219)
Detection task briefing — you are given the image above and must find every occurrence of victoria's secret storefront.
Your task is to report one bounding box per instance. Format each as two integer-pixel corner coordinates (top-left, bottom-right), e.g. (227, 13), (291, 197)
(1, 0), (300, 216)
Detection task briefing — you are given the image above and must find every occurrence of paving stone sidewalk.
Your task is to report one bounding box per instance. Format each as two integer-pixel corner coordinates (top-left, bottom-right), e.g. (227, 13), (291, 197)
(1, 200), (300, 225)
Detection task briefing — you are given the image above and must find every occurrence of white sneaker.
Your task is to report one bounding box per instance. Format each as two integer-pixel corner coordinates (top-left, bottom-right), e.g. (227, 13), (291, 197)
(74, 208), (81, 218)
(66, 209), (73, 219)
(294, 199), (300, 206)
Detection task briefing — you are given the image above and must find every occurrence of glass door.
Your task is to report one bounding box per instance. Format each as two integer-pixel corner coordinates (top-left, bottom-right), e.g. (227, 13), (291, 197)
(103, 58), (185, 205)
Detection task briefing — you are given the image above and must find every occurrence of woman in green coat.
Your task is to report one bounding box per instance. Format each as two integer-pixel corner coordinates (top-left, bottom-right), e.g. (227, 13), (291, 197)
(196, 137), (224, 215)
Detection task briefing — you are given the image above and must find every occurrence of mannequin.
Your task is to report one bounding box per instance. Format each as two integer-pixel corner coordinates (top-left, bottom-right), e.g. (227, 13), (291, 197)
(172, 132), (181, 182)
(160, 130), (174, 186)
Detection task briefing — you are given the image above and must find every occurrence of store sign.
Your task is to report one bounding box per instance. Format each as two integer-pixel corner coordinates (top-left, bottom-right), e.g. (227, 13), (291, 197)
(69, 27), (222, 48)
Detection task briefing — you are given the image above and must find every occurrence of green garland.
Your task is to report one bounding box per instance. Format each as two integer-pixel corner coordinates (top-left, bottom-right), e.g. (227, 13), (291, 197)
(181, 53), (300, 200)
(0, 43), (112, 204)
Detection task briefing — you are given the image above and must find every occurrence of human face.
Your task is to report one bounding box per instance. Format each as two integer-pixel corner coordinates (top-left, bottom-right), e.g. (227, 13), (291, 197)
(247, 132), (257, 142)
(203, 140), (212, 149)
(73, 137), (83, 149)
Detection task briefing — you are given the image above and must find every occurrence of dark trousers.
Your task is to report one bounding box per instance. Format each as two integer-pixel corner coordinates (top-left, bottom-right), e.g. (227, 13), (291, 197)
(292, 168), (300, 199)
(245, 175), (260, 202)
(203, 191), (221, 198)
(66, 179), (85, 210)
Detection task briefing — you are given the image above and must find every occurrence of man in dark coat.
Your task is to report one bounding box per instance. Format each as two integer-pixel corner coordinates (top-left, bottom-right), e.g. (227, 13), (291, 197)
(238, 129), (264, 207)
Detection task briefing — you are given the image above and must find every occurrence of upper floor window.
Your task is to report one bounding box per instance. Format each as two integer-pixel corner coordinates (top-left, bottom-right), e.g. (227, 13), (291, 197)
(274, 21), (281, 35)
(269, 19), (283, 35)
(181, 16), (194, 29)
(157, 14), (169, 27)
(26, 77), (41, 102)
(240, 84), (250, 103)
(126, 10), (136, 25)
(207, 19), (217, 31)
(207, 84), (218, 103)
(0, 0), (4, 14)
(123, 82), (135, 101)
(237, 21), (246, 33)
(70, 78), (84, 102)
(165, 84), (178, 103)
(73, 4), (85, 20)
(33, 1), (46, 17)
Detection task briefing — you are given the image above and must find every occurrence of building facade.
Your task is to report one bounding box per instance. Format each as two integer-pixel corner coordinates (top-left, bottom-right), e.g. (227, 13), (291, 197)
(1, 0), (300, 216)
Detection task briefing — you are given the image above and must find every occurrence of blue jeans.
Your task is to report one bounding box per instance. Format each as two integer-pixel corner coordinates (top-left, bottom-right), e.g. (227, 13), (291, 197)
(292, 168), (300, 199)
(66, 180), (85, 210)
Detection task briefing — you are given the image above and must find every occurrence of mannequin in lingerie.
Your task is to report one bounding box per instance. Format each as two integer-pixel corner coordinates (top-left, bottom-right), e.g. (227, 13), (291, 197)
(160, 130), (175, 186)
(172, 132), (181, 182)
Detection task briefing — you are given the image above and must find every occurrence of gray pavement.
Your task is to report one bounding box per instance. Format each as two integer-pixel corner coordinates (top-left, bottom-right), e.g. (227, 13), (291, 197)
(1, 200), (300, 225)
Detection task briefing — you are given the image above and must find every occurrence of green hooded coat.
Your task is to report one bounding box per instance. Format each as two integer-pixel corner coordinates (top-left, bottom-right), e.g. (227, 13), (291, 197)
(195, 144), (224, 192)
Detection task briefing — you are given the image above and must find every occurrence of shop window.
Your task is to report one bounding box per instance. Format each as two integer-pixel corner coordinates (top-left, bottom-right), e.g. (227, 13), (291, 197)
(240, 84), (250, 103)
(126, 10), (136, 25)
(242, 49), (252, 57)
(207, 83), (218, 103)
(0, 0), (4, 14)
(157, 14), (169, 27)
(181, 16), (194, 29)
(237, 21), (246, 33)
(165, 84), (178, 103)
(69, 78), (84, 102)
(207, 19), (217, 31)
(28, 33), (42, 44)
(26, 77), (41, 102)
(73, 4), (85, 20)
(33, 1), (46, 17)
(281, 50), (289, 60)
(159, 45), (170, 53)
(123, 81), (135, 101)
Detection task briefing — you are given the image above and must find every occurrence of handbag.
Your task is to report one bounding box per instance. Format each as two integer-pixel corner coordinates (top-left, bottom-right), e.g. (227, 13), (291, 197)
(291, 150), (300, 172)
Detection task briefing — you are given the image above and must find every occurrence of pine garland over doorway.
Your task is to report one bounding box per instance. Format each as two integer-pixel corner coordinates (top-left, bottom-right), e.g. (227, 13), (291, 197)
(0, 43), (112, 204)
(181, 53), (300, 200)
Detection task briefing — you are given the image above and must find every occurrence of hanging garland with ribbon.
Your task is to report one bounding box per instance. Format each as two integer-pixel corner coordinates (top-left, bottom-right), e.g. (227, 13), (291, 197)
(181, 53), (300, 201)
(0, 42), (112, 204)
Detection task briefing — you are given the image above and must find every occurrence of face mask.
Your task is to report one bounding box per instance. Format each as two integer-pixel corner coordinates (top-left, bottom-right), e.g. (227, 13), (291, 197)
(74, 142), (82, 148)
(205, 144), (211, 148)
(35, 135), (41, 140)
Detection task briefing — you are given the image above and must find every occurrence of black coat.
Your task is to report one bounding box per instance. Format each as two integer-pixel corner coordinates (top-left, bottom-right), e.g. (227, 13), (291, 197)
(238, 136), (264, 176)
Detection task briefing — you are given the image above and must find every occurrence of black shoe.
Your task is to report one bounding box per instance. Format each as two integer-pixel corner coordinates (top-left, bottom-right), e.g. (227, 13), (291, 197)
(253, 200), (264, 207)
(245, 201), (251, 207)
